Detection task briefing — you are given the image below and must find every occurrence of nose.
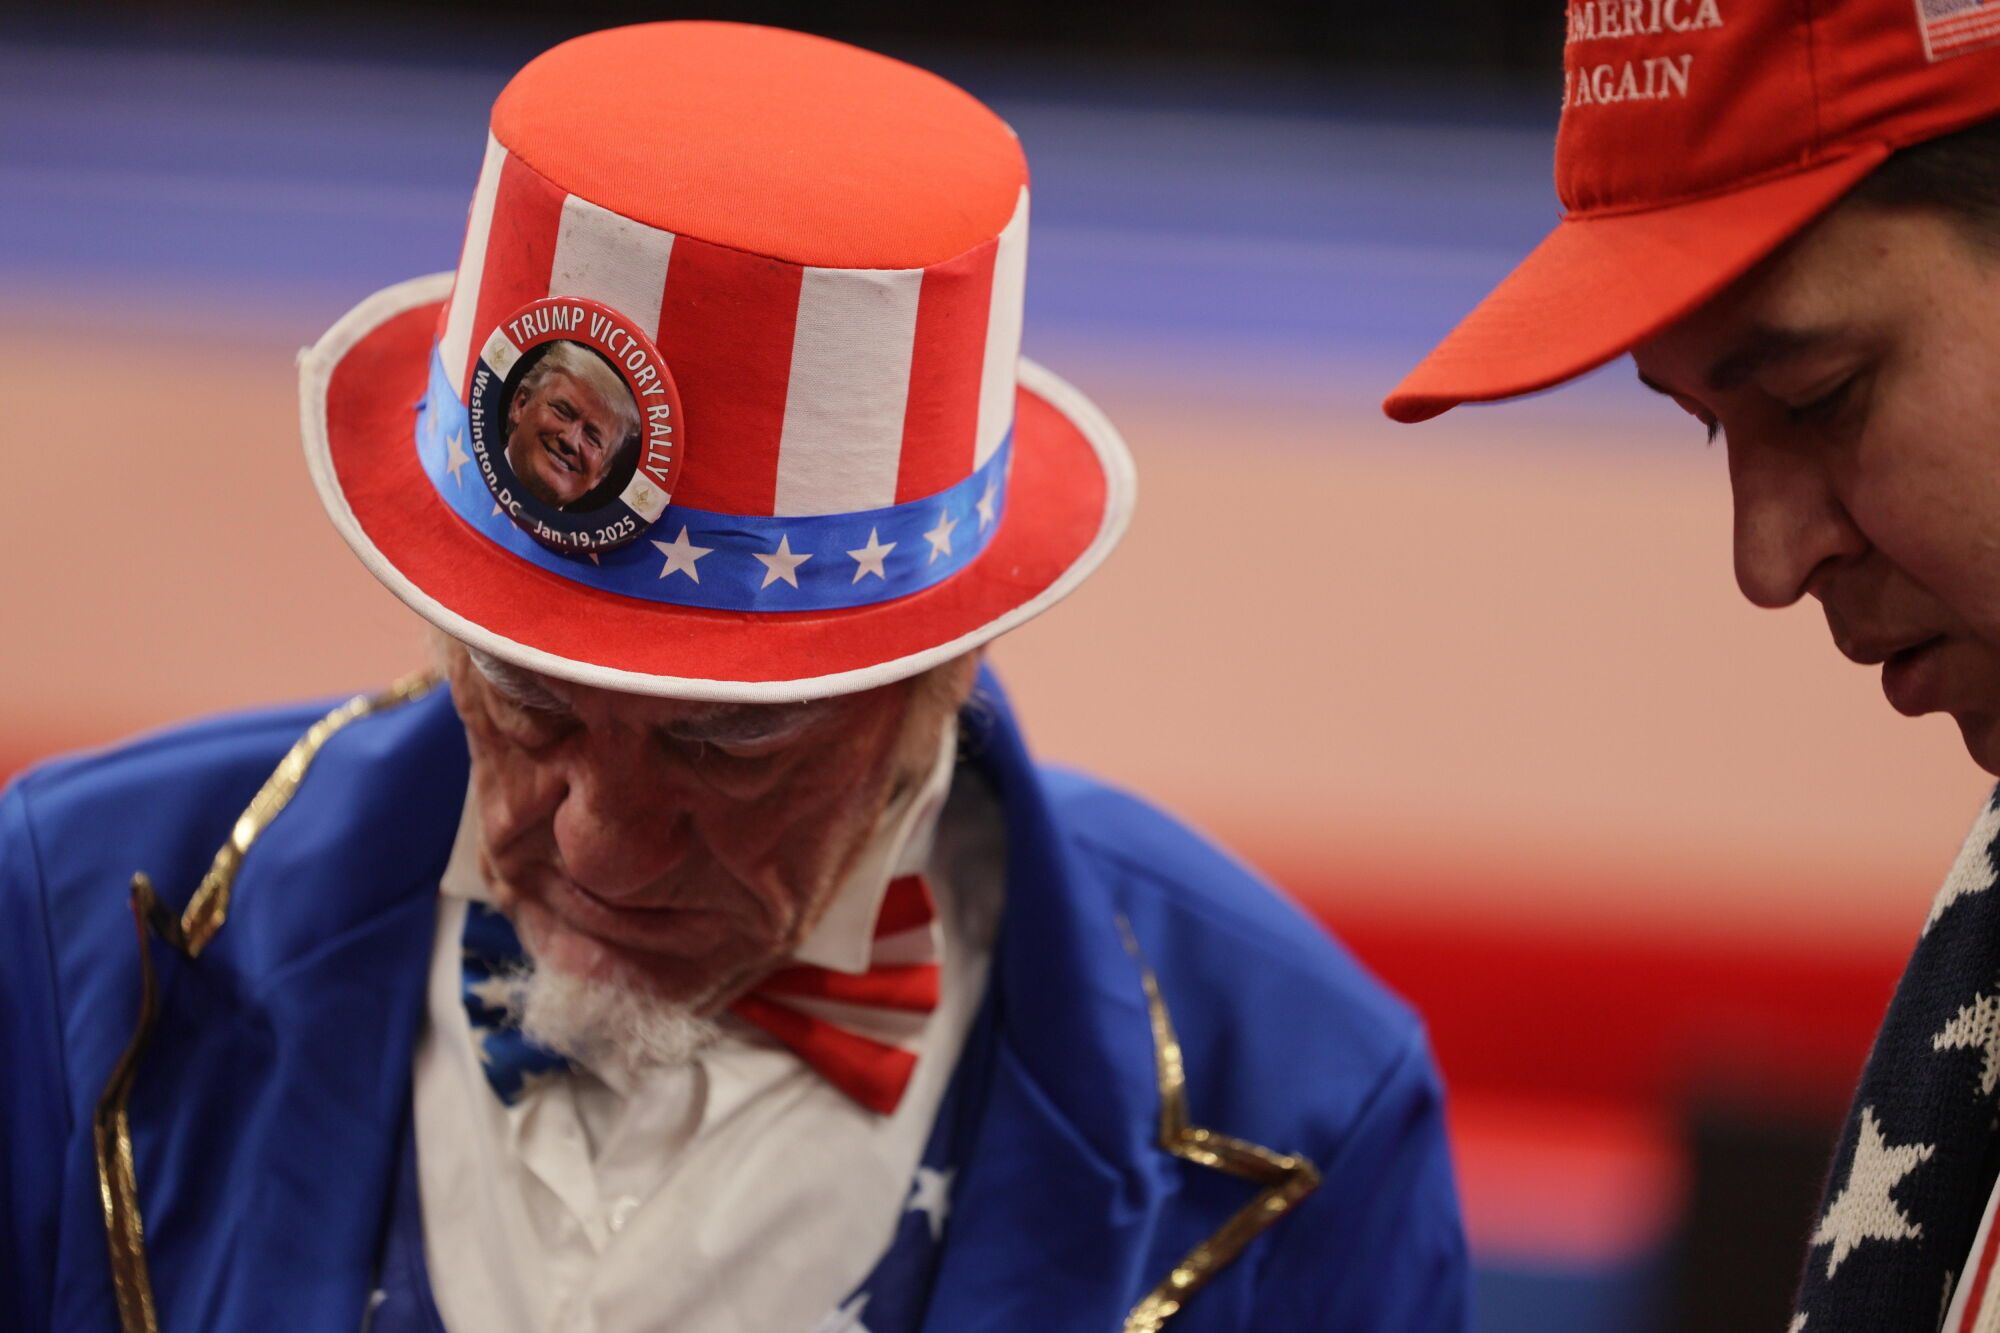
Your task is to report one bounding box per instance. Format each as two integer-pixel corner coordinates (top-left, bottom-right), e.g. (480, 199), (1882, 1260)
(1728, 433), (1866, 609)
(548, 749), (689, 901)
(560, 419), (591, 455)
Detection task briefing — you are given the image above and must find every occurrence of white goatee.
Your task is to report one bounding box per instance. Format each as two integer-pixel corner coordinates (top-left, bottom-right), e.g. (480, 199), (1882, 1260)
(508, 916), (723, 1077)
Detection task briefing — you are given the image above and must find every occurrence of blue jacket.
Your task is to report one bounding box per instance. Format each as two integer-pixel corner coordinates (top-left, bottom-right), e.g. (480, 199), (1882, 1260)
(0, 672), (1466, 1331)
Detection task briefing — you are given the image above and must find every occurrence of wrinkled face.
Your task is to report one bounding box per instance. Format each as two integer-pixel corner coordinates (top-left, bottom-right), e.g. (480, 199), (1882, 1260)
(504, 368), (624, 508)
(1633, 204), (2000, 772)
(442, 642), (977, 1011)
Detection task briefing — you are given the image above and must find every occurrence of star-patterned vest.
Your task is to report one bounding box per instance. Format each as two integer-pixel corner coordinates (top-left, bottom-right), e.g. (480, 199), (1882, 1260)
(1792, 791), (2000, 1331)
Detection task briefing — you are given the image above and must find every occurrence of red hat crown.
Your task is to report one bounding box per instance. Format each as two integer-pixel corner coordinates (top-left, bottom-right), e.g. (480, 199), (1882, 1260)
(435, 21), (1030, 520)
(303, 21), (1135, 699)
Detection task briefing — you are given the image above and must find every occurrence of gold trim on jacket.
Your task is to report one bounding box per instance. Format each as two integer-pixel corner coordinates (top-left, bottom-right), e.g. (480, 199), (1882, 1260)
(1120, 919), (1323, 1331)
(92, 672), (438, 1333)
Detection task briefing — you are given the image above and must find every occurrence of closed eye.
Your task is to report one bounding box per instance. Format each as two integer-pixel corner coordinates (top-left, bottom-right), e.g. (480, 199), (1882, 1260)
(665, 723), (806, 758)
(1786, 375), (1857, 426)
(505, 683), (572, 716)
(1634, 370), (1720, 445)
(659, 705), (827, 758)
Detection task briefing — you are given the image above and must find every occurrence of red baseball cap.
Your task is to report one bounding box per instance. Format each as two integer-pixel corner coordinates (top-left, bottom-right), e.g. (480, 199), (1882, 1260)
(1385, 0), (2000, 424)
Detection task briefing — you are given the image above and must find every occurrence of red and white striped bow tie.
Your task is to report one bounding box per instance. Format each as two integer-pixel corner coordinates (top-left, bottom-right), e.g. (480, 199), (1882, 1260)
(730, 873), (940, 1115)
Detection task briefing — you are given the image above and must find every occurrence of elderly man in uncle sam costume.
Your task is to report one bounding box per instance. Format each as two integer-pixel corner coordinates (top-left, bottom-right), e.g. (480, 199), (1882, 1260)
(1386, 0), (2000, 1329)
(0, 23), (1467, 1333)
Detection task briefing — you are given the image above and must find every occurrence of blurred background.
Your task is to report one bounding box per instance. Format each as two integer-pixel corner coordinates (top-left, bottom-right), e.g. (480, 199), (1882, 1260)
(3, 2), (1988, 1327)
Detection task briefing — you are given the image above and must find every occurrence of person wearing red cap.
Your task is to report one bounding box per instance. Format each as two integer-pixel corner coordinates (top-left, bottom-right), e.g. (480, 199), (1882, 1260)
(0, 22), (1468, 1333)
(1388, 3), (2000, 1328)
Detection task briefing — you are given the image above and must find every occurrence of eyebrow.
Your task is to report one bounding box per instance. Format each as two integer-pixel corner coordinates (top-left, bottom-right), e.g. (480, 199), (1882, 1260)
(467, 646), (832, 739)
(550, 393), (605, 446)
(1635, 325), (1841, 404)
(1634, 369), (1675, 399)
(1708, 326), (1843, 393)
(661, 702), (831, 744)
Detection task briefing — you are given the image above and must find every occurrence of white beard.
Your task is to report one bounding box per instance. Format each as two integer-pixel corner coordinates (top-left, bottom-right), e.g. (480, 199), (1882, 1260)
(504, 916), (723, 1076)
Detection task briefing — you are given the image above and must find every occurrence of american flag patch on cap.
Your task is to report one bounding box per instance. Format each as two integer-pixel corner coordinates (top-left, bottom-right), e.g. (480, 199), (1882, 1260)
(1916, 0), (2000, 61)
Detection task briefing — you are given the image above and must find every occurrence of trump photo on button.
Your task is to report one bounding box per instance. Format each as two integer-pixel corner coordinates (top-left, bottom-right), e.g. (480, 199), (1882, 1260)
(0, 22), (1467, 1333)
(502, 341), (642, 512)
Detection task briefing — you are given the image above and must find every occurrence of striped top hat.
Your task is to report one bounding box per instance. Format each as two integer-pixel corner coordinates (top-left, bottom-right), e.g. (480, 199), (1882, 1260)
(301, 21), (1135, 700)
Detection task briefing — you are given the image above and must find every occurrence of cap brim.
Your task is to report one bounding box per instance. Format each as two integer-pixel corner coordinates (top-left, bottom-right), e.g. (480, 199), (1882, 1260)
(301, 272), (1136, 702)
(1383, 147), (1892, 424)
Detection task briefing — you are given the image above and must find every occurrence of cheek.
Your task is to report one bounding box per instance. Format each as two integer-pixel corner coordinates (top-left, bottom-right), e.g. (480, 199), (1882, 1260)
(1850, 476), (2000, 634)
(697, 759), (858, 871)
(812, 709), (906, 809)
(476, 758), (555, 845)
(720, 722), (904, 880)
(460, 717), (564, 848)
(1843, 302), (2000, 608)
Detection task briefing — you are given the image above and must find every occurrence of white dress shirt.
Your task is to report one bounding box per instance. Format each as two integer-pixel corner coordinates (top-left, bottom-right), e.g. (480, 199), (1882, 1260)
(412, 724), (1004, 1333)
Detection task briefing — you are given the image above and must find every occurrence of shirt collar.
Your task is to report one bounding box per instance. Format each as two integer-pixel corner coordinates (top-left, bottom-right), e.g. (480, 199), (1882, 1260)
(439, 717), (959, 977)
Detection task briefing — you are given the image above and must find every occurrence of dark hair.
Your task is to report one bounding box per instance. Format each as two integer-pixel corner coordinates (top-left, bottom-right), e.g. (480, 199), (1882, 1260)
(1850, 116), (2000, 248)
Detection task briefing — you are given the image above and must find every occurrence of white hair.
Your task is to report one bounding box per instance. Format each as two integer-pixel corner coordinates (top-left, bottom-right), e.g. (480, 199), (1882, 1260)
(461, 641), (565, 712)
(503, 909), (725, 1076)
(514, 340), (641, 449)
(516, 961), (722, 1076)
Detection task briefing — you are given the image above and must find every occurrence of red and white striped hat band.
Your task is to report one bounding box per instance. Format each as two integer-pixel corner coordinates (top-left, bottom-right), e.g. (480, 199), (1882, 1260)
(298, 22), (1135, 700)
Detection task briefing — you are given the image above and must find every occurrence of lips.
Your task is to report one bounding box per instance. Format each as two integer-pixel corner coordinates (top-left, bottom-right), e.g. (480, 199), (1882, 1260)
(508, 865), (752, 964)
(1833, 624), (1952, 717)
(550, 875), (707, 942)
(1840, 630), (1942, 667)
(1880, 636), (1947, 717)
(540, 438), (580, 475)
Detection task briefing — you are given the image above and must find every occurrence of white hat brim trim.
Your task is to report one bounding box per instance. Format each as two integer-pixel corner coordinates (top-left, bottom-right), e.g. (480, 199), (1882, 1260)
(299, 271), (1138, 703)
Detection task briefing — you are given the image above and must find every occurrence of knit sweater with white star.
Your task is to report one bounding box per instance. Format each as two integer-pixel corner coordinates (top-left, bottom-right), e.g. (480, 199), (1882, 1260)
(1792, 792), (2000, 1329)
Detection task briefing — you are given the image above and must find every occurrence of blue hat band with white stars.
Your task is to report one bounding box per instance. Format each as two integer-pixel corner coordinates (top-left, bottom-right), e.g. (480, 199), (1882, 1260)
(416, 343), (1011, 613)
